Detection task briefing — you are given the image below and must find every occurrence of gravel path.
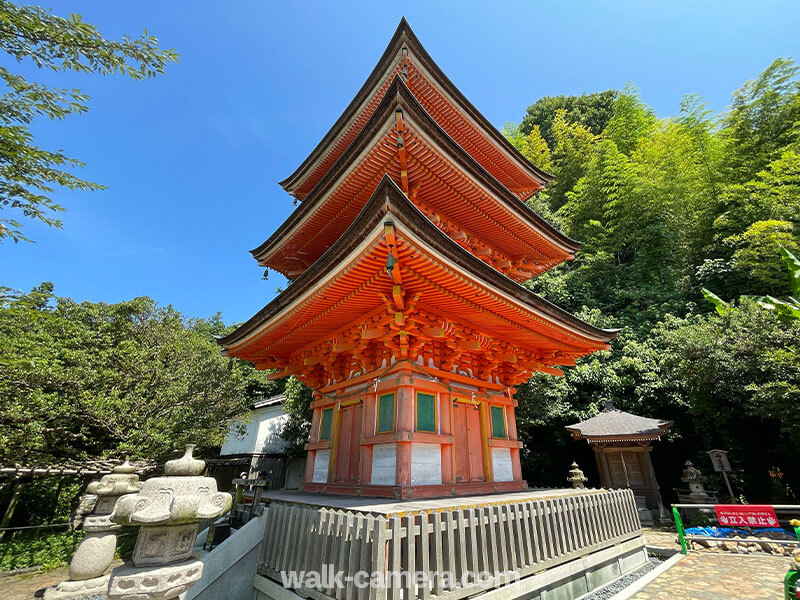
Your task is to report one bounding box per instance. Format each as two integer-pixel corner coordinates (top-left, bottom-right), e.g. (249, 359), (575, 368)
(581, 557), (664, 600)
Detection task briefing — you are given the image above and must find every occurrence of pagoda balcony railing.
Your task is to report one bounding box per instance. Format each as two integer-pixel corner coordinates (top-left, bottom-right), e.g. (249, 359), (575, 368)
(255, 488), (642, 600)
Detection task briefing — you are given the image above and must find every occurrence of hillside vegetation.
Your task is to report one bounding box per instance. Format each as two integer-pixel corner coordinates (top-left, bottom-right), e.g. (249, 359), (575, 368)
(503, 59), (800, 500)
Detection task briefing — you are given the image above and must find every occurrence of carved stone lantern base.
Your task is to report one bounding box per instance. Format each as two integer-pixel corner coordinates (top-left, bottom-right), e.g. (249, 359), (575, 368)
(108, 559), (203, 600)
(131, 523), (198, 567)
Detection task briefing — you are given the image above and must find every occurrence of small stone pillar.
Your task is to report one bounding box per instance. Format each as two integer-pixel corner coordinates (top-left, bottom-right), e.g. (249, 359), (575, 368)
(45, 461), (142, 600)
(108, 444), (232, 600)
(567, 461), (588, 488)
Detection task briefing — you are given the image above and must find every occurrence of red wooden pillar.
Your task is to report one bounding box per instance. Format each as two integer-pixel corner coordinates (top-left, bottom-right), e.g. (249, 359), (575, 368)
(480, 400), (494, 482)
(507, 402), (523, 481)
(395, 373), (413, 487)
(439, 383), (454, 484)
(360, 390), (376, 484)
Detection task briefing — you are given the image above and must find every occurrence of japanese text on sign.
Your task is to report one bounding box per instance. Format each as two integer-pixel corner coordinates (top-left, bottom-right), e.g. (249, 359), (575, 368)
(708, 449), (731, 472)
(714, 505), (778, 528)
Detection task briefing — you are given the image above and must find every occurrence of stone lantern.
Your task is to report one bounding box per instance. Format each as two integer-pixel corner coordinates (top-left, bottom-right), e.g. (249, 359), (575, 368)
(680, 460), (716, 502)
(45, 460), (142, 600)
(567, 462), (588, 488)
(107, 444), (232, 600)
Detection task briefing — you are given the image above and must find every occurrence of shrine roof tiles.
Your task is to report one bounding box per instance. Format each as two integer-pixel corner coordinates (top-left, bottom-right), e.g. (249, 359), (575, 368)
(251, 76), (579, 276)
(279, 18), (550, 201)
(220, 176), (617, 354)
(565, 409), (673, 441)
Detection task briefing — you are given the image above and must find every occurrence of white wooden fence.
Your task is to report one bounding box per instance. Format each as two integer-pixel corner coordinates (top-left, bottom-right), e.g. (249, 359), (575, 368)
(258, 489), (641, 600)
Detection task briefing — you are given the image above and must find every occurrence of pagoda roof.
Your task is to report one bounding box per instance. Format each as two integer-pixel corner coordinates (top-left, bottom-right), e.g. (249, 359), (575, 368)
(279, 18), (550, 201)
(566, 409), (673, 443)
(252, 76), (579, 281)
(220, 177), (616, 385)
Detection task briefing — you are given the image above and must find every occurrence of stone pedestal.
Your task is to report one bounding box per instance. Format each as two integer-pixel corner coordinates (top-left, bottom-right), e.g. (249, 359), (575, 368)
(45, 461), (142, 600)
(108, 445), (232, 600)
(635, 494), (655, 525)
(108, 560), (203, 600)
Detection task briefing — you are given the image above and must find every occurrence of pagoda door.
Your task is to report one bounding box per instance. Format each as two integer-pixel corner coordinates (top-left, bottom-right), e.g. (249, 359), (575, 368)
(453, 403), (485, 482)
(334, 403), (363, 484)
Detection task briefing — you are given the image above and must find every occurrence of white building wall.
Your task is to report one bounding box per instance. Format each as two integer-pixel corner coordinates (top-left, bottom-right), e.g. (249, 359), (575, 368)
(312, 450), (330, 483)
(410, 443), (442, 485)
(220, 404), (290, 456)
(371, 443), (397, 485)
(492, 448), (514, 482)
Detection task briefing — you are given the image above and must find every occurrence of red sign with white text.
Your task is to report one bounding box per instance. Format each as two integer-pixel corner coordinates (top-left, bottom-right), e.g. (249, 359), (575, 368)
(715, 505), (779, 528)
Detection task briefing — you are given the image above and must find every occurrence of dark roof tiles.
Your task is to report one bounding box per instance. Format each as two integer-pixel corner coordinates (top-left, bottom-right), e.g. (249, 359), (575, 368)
(566, 409), (673, 439)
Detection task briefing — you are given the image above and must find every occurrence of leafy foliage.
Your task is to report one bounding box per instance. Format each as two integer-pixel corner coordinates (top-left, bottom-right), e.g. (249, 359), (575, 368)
(0, 529), (82, 571)
(0, 284), (268, 464)
(502, 122), (553, 172)
(279, 376), (314, 454)
(722, 58), (800, 183)
(507, 57), (800, 501)
(659, 304), (800, 498)
(519, 90), (618, 147)
(0, 1), (178, 242)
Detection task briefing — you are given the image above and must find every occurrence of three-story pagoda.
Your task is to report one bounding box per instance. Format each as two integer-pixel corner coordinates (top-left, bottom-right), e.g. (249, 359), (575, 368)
(219, 19), (617, 499)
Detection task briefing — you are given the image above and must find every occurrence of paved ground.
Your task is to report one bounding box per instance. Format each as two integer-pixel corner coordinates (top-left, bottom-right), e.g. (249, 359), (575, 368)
(3, 564), (69, 600)
(641, 526), (680, 551)
(2, 560), (122, 600)
(630, 552), (788, 599)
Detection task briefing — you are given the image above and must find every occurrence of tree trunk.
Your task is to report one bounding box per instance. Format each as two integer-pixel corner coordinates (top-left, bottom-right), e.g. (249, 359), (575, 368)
(0, 479), (25, 541)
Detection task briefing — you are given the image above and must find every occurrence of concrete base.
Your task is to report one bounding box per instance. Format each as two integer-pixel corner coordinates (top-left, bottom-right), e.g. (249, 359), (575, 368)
(300, 479), (528, 499)
(253, 536), (648, 600)
(258, 487), (601, 515)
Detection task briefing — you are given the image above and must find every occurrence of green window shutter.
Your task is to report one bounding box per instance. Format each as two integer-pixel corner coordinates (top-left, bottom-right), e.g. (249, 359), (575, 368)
(491, 406), (506, 438)
(416, 392), (436, 432)
(320, 407), (333, 440)
(377, 393), (395, 433)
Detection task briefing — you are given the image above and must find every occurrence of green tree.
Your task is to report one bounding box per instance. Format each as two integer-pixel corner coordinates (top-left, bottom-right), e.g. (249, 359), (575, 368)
(515, 57), (800, 501)
(519, 90), (617, 148)
(730, 220), (799, 294)
(502, 122), (553, 172)
(0, 2), (178, 242)
(0, 284), (265, 464)
(659, 303), (800, 499)
(721, 57), (800, 184)
(546, 110), (598, 211)
(713, 150), (800, 244)
(279, 376), (314, 454)
(603, 84), (656, 156)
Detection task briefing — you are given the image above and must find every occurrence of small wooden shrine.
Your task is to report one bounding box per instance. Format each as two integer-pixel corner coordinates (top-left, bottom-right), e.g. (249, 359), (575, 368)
(219, 19), (617, 499)
(566, 406), (672, 517)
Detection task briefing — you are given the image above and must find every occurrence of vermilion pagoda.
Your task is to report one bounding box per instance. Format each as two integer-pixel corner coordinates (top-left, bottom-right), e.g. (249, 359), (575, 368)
(219, 19), (617, 499)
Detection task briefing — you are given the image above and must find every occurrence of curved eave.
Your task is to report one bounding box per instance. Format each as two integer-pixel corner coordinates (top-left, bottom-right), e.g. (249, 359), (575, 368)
(222, 176), (615, 351)
(565, 422), (674, 442)
(568, 433), (667, 443)
(279, 18), (552, 196)
(252, 76), (580, 268)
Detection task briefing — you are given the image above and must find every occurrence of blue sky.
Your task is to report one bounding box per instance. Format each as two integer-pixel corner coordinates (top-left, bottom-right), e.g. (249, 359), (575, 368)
(3, 1), (799, 323)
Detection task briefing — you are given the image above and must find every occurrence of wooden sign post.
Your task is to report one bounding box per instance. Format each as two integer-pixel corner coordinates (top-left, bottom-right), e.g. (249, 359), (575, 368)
(708, 449), (735, 501)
